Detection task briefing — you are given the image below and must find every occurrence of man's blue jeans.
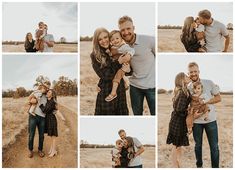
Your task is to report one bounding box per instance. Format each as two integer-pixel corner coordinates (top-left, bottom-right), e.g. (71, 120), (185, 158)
(130, 85), (155, 115)
(28, 114), (45, 151)
(193, 121), (219, 168)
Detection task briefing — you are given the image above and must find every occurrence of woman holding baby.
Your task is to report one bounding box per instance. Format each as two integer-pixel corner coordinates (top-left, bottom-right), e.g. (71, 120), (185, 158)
(181, 17), (206, 52)
(90, 28), (129, 115)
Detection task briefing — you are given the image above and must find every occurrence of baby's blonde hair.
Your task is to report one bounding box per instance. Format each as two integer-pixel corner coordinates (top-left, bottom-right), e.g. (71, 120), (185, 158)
(109, 30), (121, 39)
(116, 139), (123, 145)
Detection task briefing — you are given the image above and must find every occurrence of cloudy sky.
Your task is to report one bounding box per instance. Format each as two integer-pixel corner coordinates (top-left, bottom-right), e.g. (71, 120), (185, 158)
(158, 54), (233, 92)
(3, 2), (77, 42)
(80, 117), (155, 145)
(158, 2), (233, 26)
(80, 2), (155, 36)
(2, 55), (77, 90)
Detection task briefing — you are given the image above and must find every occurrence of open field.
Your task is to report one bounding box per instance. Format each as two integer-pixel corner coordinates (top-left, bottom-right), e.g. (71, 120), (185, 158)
(80, 41), (150, 115)
(2, 96), (78, 168)
(158, 94), (233, 168)
(80, 147), (155, 168)
(158, 29), (233, 52)
(2, 43), (78, 53)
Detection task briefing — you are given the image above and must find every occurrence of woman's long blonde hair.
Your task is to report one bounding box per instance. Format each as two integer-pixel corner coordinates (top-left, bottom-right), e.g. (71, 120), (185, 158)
(181, 16), (195, 45)
(92, 28), (109, 68)
(172, 72), (189, 102)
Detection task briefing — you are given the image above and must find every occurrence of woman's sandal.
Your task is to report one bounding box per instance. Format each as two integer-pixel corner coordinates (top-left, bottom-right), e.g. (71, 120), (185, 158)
(105, 94), (117, 102)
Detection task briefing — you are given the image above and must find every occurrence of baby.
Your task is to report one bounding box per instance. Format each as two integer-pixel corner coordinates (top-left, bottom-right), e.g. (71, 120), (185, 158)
(194, 17), (206, 52)
(27, 84), (44, 116)
(186, 82), (210, 134)
(105, 30), (135, 102)
(35, 21), (46, 52)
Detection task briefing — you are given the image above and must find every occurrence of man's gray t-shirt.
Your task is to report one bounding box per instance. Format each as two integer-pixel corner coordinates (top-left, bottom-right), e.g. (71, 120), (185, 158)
(129, 34), (155, 89)
(205, 19), (229, 52)
(128, 137), (143, 167)
(43, 34), (54, 52)
(188, 79), (220, 124)
(34, 94), (47, 117)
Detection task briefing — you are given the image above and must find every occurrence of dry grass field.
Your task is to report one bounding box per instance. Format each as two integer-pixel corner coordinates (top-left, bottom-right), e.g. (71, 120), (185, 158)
(2, 43), (78, 53)
(158, 94), (233, 168)
(80, 41), (150, 115)
(2, 96), (78, 168)
(80, 147), (155, 168)
(158, 29), (233, 52)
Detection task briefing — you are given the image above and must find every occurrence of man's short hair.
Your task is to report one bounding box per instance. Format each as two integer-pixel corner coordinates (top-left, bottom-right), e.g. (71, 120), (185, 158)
(38, 22), (44, 26)
(118, 129), (125, 135)
(198, 10), (211, 20)
(188, 62), (199, 69)
(118, 15), (133, 25)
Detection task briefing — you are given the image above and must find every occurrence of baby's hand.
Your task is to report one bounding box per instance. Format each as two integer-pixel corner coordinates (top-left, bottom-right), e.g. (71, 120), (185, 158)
(96, 86), (101, 93)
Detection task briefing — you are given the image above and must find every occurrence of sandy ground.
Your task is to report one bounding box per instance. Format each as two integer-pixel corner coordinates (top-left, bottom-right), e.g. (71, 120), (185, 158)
(158, 94), (233, 168)
(158, 29), (233, 52)
(2, 97), (78, 168)
(80, 41), (151, 115)
(80, 147), (155, 168)
(2, 43), (78, 53)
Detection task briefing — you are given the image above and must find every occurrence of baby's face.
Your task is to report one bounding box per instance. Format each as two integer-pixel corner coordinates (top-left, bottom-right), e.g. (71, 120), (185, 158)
(110, 33), (123, 47)
(116, 141), (123, 149)
(194, 85), (202, 94)
(195, 19), (201, 25)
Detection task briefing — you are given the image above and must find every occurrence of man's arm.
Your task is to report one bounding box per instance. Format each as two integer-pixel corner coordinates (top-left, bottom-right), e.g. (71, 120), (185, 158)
(135, 145), (144, 157)
(28, 94), (37, 104)
(205, 94), (221, 105)
(45, 40), (54, 47)
(223, 35), (230, 52)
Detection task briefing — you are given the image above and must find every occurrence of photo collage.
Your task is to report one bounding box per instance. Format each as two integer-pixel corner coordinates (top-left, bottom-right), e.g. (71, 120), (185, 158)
(1, 1), (233, 169)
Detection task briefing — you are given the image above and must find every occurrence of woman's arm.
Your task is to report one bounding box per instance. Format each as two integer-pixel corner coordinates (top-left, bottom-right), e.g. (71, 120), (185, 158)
(175, 91), (190, 114)
(56, 110), (66, 121)
(91, 53), (122, 81)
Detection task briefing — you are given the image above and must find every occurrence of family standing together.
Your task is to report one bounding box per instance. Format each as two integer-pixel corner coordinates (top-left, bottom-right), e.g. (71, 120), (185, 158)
(24, 22), (55, 53)
(112, 129), (144, 168)
(181, 9), (230, 52)
(167, 62), (221, 168)
(27, 76), (65, 158)
(91, 16), (155, 115)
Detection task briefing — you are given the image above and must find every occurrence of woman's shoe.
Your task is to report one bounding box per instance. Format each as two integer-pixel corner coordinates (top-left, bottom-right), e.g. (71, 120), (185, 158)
(48, 150), (57, 157)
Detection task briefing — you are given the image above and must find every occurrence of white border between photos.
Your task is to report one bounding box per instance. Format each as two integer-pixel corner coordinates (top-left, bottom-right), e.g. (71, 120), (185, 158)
(0, 0), (234, 170)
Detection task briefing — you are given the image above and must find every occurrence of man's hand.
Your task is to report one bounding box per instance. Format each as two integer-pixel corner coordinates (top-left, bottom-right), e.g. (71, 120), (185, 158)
(45, 41), (54, 47)
(118, 53), (131, 64)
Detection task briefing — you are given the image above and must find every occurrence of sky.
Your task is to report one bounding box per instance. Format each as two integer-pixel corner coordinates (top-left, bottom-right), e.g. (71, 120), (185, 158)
(2, 55), (78, 90)
(80, 117), (155, 145)
(158, 54), (233, 92)
(3, 2), (77, 42)
(158, 2), (233, 26)
(80, 2), (155, 37)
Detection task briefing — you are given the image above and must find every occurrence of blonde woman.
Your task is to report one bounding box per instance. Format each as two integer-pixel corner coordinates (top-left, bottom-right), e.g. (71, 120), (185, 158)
(181, 16), (204, 52)
(166, 72), (191, 167)
(90, 28), (129, 115)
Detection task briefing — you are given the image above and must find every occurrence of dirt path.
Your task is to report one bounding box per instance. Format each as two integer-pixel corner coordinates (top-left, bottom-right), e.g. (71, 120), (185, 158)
(2, 105), (77, 168)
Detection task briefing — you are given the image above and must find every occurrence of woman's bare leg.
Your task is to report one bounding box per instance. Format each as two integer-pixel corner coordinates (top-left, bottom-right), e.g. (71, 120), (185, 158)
(49, 136), (57, 157)
(48, 137), (53, 154)
(172, 146), (182, 168)
(176, 147), (182, 168)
